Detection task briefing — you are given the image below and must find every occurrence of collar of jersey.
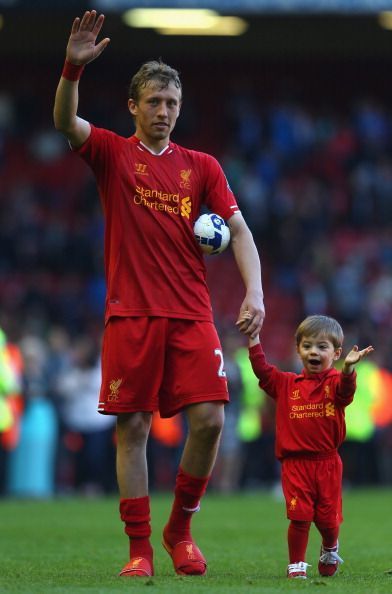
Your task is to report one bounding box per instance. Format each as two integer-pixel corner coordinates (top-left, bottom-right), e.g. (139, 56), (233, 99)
(296, 367), (338, 381)
(130, 135), (173, 156)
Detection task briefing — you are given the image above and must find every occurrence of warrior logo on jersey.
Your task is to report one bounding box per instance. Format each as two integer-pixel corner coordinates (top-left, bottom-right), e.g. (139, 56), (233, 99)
(180, 169), (192, 189)
(290, 389), (301, 400)
(135, 163), (148, 176)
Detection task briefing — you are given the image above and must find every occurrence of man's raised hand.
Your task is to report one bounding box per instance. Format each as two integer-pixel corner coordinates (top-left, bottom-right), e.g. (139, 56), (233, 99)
(66, 10), (110, 66)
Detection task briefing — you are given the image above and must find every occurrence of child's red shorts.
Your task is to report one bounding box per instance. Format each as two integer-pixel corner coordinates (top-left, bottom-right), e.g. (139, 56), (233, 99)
(281, 452), (343, 528)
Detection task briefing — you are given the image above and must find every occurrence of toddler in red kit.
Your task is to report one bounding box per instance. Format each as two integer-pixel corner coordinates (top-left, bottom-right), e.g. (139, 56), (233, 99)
(246, 315), (374, 579)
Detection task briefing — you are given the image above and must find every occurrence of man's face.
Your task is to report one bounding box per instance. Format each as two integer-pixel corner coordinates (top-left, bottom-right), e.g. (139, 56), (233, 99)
(128, 80), (181, 147)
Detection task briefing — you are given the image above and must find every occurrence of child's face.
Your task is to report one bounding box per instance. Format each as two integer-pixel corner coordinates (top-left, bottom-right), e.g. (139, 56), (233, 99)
(297, 332), (342, 374)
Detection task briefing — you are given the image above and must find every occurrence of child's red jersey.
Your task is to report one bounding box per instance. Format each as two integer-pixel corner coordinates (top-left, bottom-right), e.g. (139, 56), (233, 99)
(249, 343), (356, 460)
(75, 126), (239, 323)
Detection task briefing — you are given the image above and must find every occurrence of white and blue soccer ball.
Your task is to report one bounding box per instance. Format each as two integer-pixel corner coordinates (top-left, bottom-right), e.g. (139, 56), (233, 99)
(193, 213), (230, 255)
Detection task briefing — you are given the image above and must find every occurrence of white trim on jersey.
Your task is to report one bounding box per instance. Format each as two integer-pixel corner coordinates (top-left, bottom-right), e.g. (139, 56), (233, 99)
(139, 141), (171, 156)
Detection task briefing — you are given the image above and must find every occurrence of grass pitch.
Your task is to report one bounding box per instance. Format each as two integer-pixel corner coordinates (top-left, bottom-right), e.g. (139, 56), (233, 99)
(0, 488), (391, 593)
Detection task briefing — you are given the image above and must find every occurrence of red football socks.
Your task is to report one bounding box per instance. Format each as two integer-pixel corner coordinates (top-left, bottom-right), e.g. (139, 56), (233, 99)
(316, 524), (339, 550)
(163, 467), (209, 547)
(288, 520), (311, 563)
(119, 496), (153, 561)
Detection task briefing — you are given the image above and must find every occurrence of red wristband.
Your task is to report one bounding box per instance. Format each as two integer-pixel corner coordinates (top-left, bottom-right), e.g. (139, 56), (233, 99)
(62, 60), (85, 82)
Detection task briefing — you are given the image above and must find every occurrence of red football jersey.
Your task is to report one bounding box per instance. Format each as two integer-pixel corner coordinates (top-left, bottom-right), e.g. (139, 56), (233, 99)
(249, 343), (357, 460)
(75, 126), (239, 323)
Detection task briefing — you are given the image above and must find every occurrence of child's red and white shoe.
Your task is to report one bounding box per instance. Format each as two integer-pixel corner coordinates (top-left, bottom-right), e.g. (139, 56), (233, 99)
(287, 561), (311, 579)
(318, 543), (344, 577)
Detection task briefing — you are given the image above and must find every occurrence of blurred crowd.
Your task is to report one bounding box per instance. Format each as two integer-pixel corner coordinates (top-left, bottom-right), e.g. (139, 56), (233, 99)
(1, 62), (392, 497)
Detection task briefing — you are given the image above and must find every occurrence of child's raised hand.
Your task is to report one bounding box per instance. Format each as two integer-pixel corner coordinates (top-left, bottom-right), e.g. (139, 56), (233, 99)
(344, 345), (374, 367)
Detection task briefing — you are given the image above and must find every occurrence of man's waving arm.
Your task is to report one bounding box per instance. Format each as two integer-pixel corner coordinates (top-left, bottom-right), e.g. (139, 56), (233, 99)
(53, 10), (110, 147)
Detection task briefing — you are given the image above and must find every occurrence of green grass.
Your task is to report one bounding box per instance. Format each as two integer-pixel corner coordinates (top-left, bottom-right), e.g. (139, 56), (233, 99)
(0, 489), (391, 593)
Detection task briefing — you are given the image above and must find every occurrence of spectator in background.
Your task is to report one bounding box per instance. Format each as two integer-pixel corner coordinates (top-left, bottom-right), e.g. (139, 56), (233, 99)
(56, 335), (116, 495)
(0, 328), (21, 495)
(147, 413), (185, 491)
(211, 329), (244, 493)
(7, 335), (58, 498)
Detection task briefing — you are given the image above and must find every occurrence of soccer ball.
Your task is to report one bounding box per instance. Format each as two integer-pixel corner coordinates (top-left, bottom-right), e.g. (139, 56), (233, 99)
(193, 213), (230, 255)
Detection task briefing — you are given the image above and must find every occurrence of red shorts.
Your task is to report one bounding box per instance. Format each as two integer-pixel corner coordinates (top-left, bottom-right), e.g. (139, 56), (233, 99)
(281, 454), (343, 528)
(98, 317), (229, 418)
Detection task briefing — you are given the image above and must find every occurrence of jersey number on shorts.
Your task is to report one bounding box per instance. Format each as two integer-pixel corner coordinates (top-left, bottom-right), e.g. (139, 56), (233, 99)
(214, 348), (227, 377)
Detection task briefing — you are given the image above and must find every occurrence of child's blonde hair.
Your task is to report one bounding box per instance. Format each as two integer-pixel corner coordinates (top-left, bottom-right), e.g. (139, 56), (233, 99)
(295, 315), (344, 349)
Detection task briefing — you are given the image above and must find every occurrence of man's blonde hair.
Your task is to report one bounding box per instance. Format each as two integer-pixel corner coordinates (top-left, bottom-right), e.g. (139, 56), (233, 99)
(295, 315), (344, 349)
(128, 59), (182, 103)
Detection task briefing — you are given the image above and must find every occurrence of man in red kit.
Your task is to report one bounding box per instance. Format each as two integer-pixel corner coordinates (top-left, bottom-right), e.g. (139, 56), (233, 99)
(53, 10), (264, 578)
(245, 314), (373, 579)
